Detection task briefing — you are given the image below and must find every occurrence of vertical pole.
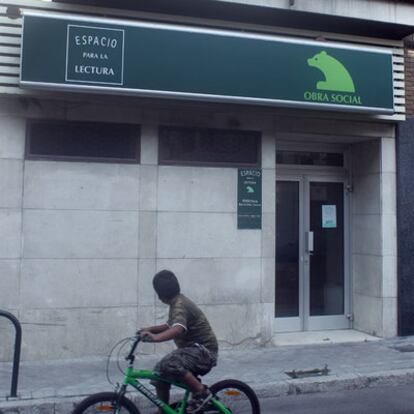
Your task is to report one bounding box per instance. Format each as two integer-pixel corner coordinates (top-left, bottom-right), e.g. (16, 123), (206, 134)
(0, 310), (22, 398)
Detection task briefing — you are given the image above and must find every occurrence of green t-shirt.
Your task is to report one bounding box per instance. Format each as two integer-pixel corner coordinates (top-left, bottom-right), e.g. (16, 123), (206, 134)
(168, 294), (218, 353)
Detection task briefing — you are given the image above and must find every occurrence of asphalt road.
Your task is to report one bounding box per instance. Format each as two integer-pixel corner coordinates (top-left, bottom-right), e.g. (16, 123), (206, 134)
(258, 384), (414, 413)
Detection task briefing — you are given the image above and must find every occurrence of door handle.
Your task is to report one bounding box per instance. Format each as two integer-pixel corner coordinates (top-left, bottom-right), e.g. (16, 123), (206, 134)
(306, 231), (314, 255)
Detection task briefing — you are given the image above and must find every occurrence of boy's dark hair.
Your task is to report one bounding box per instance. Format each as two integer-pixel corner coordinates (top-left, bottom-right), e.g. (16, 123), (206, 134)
(153, 270), (180, 300)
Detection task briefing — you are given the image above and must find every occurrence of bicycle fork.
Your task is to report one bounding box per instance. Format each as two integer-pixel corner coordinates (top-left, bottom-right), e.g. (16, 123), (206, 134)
(111, 384), (127, 414)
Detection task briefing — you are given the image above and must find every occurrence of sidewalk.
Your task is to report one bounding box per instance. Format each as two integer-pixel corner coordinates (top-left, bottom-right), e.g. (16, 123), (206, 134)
(2, 334), (414, 413)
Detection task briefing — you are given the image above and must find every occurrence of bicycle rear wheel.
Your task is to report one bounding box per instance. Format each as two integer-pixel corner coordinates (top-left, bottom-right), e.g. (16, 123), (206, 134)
(72, 392), (140, 414)
(209, 379), (260, 414)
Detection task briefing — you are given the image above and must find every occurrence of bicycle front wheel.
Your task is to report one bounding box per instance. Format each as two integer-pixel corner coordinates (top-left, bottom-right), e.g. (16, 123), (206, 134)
(72, 392), (140, 414)
(209, 379), (260, 414)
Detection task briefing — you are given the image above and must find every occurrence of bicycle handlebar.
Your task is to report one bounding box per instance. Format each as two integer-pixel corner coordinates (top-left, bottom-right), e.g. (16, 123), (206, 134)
(125, 332), (155, 362)
(125, 333), (141, 362)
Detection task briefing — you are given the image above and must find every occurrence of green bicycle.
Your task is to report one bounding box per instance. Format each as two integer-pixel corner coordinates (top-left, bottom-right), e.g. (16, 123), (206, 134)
(72, 333), (260, 414)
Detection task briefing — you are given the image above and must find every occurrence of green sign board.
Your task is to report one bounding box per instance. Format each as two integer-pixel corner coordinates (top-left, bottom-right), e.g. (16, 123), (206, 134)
(238, 168), (262, 230)
(21, 13), (394, 114)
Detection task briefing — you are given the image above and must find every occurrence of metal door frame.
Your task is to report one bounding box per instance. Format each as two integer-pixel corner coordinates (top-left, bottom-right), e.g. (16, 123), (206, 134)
(275, 151), (351, 332)
(303, 174), (351, 331)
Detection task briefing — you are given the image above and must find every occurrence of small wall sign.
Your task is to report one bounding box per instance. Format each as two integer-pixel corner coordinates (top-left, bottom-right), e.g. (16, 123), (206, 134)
(238, 168), (262, 229)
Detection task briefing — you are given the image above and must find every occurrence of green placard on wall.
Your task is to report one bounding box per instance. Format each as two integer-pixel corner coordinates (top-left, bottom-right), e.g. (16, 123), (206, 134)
(238, 168), (262, 230)
(21, 13), (394, 114)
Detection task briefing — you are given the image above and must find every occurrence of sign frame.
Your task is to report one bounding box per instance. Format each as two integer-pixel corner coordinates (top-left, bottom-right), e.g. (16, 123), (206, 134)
(20, 12), (395, 114)
(64, 24), (125, 86)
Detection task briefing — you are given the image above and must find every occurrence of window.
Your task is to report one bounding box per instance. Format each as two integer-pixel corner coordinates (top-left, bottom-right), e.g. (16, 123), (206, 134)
(26, 120), (140, 163)
(159, 126), (261, 167)
(276, 150), (343, 167)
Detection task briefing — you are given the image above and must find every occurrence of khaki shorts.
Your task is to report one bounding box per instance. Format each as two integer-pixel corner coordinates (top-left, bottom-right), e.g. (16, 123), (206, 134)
(151, 344), (217, 389)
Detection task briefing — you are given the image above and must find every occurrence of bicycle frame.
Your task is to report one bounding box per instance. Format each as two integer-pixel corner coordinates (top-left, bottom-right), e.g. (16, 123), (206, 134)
(119, 335), (231, 414)
(120, 366), (232, 414)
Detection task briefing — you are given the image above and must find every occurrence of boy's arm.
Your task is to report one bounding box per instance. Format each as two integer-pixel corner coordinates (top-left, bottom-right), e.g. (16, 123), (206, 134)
(139, 324), (169, 334)
(141, 325), (185, 343)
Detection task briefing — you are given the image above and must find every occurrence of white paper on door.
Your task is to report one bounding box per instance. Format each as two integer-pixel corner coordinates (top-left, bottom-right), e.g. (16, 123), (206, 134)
(322, 205), (337, 228)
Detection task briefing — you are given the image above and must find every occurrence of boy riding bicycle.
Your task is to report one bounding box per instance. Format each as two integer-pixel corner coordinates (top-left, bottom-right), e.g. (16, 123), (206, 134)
(139, 270), (218, 414)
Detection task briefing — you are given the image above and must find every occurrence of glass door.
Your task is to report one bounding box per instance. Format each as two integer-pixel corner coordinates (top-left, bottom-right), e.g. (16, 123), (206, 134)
(275, 179), (302, 331)
(275, 176), (350, 331)
(305, 178), (349, 330)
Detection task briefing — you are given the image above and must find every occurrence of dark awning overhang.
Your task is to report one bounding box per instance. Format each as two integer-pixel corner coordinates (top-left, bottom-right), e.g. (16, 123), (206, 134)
(53, 0), (414, 40)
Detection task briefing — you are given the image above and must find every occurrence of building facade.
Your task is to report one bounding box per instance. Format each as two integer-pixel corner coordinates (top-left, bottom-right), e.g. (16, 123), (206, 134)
(0, 0), (411, 360)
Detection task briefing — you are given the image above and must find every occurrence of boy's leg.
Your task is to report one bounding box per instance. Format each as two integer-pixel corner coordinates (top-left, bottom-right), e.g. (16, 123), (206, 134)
(182, 346), (217, 413)
(154, 346), (217, 413)
(153, 380), (204, 414)
(153, 377), (202, 414)
(155, 383), (170, 414)
(181, 371), (204, 393)
(150, 358), (172, 414)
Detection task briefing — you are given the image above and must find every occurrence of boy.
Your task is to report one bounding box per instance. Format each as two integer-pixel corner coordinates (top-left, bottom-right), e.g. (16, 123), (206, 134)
(140, 270), (218, 414)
